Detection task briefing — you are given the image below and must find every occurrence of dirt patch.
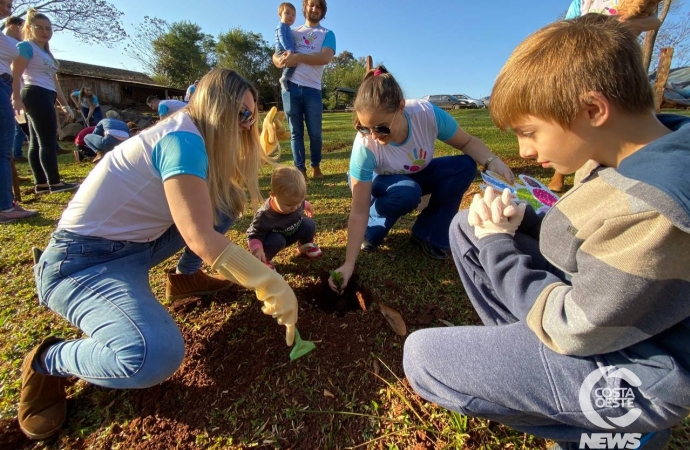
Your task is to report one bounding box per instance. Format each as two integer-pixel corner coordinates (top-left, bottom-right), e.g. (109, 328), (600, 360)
(0, 273), (417, 449)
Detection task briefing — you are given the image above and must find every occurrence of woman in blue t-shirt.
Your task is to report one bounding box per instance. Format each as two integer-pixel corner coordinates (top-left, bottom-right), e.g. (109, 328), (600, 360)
(17, 69), (299, 441)
(70, 85), (102, 126)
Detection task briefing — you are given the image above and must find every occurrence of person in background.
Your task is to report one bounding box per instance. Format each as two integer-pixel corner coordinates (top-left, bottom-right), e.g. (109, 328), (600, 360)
(146, 95), (187, 119)
(11, 8), (78, 195)
(84, 110), (131, 163)
(70, 85), (102, 126)
(184, 80), (198, 102)
(247, 165), (322, 270)
(329, 65), (514, 291)
(272, 0), (335, 180)
(3, 15), (28, 162)
(404, 15), (690, 450)
(73, 125), (96, 161)
(0, 2), (37, 222)
(19, 68), (298, 440)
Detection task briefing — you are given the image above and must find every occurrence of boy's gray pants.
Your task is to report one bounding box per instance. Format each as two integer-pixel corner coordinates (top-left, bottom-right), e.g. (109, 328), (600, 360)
(403, 210), (687, 443)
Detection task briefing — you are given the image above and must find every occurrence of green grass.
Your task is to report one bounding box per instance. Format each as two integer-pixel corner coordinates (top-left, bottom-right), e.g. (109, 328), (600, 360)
(2, 108), (689, 449)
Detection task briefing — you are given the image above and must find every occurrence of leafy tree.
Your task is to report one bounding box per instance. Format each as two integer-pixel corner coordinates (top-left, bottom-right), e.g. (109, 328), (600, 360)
(126, 18), (215, 88)
(322, 51), (367, 110)
(9, 0), (126, 47)
(215, 28), (280, 108)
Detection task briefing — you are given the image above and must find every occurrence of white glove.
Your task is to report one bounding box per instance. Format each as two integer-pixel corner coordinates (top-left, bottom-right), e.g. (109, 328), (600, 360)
(212, 243), (297, 345)
(468, 187), (527, 239)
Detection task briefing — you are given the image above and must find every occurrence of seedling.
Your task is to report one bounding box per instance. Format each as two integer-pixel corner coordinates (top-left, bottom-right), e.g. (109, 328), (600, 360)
(329, 270), (344, 294)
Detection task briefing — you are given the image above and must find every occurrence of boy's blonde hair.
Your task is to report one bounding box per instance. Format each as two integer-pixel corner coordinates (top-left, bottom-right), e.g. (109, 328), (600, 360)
(271, 166), (307, 203)
(279, 2), (296, 14)
(186, 68), (277, 224)
(490, 14), (654, 131)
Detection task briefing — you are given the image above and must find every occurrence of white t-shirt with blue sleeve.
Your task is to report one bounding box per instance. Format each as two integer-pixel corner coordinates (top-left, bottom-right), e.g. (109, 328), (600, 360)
(158, 99), (187, 117)
(289, 25), (335, 90)
(72, 90), (100, 108)
(17, 41), (58, 91)
(58, 112), (208, 242)
(349, 99), (458, 182)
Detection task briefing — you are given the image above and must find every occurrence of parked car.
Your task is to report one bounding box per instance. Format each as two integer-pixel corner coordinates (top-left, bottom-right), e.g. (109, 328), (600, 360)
(481, 96), (491, 107)
(453, 94), (485, 108)
(421, 94), (469, 110)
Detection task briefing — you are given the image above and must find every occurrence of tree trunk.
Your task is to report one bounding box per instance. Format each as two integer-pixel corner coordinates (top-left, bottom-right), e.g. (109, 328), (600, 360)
(642, 0), (674, 72)
(653, 47), (674, 112)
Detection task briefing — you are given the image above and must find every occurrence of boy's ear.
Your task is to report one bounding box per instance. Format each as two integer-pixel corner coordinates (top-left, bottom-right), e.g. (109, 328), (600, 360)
(580, 91), (610, 127)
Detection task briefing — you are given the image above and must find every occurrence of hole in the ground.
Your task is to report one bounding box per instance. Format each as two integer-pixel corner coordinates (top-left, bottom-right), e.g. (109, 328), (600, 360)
(296, 270), (372, 317)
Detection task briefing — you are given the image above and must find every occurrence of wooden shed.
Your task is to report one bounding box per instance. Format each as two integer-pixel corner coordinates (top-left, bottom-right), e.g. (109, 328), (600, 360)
(56, 60), (185, 109)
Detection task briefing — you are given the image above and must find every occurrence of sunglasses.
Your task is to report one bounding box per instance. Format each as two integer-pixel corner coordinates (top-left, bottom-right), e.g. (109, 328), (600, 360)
(239, 108), (256, 125)
(355, 109), (398, 136)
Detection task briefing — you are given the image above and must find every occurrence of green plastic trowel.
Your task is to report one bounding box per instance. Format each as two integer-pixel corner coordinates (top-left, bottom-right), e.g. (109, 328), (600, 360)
(289, 328), (316, 361)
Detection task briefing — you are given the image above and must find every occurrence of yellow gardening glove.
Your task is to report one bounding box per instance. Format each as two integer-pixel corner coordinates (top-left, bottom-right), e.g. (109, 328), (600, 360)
(273, 110), (291, 141)
(468, 187), (527, 239)
(212, 243), (297, 346)
(260, 107), (291, 154)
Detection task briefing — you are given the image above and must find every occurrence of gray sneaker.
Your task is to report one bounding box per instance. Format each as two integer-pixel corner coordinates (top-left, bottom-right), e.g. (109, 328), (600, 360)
(0, 203), (38, 223)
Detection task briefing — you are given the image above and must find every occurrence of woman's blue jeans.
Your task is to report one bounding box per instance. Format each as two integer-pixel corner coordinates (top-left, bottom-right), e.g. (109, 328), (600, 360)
(281, 81), (323, 171)
(33, 214), (233, 389)
(0, 77), (15, 210)
(82, 106), (103, 126)
(365, 155), (477, 249)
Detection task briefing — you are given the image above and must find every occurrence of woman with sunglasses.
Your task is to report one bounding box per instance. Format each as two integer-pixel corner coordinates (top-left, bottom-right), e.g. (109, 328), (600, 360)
(18, 69), (299, 440)
(11, 8), (78, 195)
(329, 65), (514, 291)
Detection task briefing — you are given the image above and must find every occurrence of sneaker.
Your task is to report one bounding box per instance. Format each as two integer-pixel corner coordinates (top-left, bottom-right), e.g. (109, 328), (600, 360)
(312, 166), (324, 179)
(410, 234), (450, 260)
(49, 182), (79, 194)
(18, 337), (67, 440)
(0, 203), (38, 223)
(165, 268), (235, 301)
(361, 239), (376, 253)
(298, 242), (323, 259)
(34, 185), (50, 195)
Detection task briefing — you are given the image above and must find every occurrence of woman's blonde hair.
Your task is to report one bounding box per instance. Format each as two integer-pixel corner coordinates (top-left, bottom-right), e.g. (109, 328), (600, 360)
(78, 85), (95, 108)
(270, 166), (307, 203)
(186, 68), (277, 223)
(490, 14), (653, 131)
(23, 8), (58, 66)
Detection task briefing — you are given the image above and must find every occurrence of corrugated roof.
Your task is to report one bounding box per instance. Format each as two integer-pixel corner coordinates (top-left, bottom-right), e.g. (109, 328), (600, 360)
(56, 60), (181, 90)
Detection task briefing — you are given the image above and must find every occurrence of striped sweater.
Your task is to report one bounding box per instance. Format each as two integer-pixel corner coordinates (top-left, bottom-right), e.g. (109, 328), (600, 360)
(477, 114), (690, 407)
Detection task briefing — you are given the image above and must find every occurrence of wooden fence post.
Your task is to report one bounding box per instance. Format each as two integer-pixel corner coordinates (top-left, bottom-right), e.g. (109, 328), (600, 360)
(653, 47), (674, 113)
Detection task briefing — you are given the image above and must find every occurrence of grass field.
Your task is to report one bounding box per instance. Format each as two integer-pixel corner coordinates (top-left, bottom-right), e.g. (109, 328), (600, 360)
(1, 108), (689, 449)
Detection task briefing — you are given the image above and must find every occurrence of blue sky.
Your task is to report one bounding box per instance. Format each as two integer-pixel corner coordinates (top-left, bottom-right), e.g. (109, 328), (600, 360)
(49, 0), (690, 100)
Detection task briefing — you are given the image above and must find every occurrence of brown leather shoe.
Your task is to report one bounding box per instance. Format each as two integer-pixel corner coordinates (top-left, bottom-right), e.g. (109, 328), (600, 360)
(548, 172), (565, 193)
(18, 337), (67, 440)
(312, 166), (324, 179)
(299, 168), (308, 181)
(165, 269), (235, 301)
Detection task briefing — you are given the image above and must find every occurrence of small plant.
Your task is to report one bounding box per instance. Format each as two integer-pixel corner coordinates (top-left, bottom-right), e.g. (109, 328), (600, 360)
(329, 270), (344, 294)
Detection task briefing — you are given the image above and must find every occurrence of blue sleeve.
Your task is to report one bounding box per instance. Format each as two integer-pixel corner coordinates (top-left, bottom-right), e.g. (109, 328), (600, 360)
(565, 0), (580, 19)
(17, 41), (33, 59)
(432, 104), (459, 141)
(71, 90), (79, 97)
(277, 23), (295, 52)
(151, 132), (208, 182)
(323, 30), (336, 53)
(158, 104), (169, 117)
(349, 141), (377, 182)
(92, 95), (99, 106)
